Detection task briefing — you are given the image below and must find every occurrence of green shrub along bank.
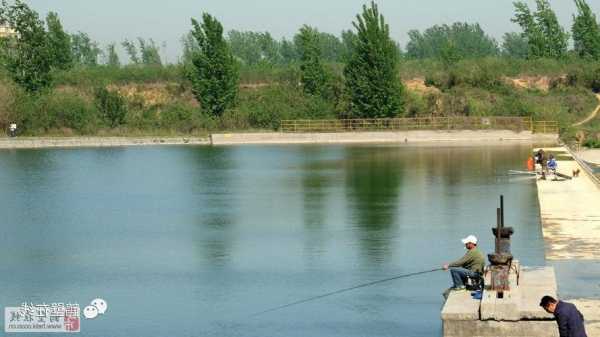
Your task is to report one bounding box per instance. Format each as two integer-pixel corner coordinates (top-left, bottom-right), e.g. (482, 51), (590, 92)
(1, 58), (599, 137)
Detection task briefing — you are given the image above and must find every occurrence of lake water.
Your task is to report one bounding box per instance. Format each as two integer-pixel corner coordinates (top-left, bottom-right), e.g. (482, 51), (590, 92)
(0, 144), (547, 337)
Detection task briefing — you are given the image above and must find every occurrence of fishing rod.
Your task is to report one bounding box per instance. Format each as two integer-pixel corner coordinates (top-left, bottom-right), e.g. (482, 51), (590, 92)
(251, 267), (443, 317)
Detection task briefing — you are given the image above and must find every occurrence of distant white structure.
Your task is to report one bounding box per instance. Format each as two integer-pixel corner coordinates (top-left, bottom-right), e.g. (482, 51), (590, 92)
(0, 24), (16, 38)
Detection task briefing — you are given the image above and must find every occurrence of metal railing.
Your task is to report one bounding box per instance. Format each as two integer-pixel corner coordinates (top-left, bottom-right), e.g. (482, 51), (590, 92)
(565, 145), (600, 189)
(280, 117), (557, 134)
(531, 121), (559, 134)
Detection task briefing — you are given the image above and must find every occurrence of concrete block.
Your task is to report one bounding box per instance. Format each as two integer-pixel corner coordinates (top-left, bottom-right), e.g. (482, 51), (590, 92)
(519, 288), (556, 320)
(480, 289), (521, 321)
(441, 290), (481, 321)
(444, 320), (559, 337)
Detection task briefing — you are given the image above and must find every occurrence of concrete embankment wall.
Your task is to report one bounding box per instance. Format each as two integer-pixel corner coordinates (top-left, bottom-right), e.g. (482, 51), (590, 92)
(0, 131), (558, 149)
(211, 130), (558, 145)
(0, 137), (210, 149)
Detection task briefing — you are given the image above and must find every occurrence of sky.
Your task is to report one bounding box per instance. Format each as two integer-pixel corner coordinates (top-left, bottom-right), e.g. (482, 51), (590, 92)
(26, 0), (600, 63)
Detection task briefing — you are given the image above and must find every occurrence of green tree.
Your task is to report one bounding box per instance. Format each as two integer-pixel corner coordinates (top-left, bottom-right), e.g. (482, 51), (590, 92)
(188, 13), (239, 117)
(512, 0), (569, 59)
(228, 30), (281, 65)
(572, 0), (600, 60)
(344, 2), (404, 118)
(228, 30), (263, 65)
(95, 87), (127, 127)
(46, 12), (72, 70)
(257, 32), (280, 64)
(71, 32), (102, 66)
(296, 25), (327, 96)
(502, 32), (529, 58)
(317, 32), (345, 62)
(122, 39), (139, 64)
(279, 38), (297, 63)
(439, 40), (461, 67)
(0, 0), (52, 93)
(105, 43), (120, 67)
(180, 32), (199, 65)
(340, 30), (357, 62)
(138, 38), (162, 65)
(405, 23), (499, 60)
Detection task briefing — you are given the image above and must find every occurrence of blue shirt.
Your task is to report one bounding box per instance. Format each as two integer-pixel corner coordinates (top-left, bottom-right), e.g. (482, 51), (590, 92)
(548, 158), (557, 170)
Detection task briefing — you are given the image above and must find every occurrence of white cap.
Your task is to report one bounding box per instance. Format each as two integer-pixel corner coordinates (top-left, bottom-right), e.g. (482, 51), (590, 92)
(461, 235), (478, 245)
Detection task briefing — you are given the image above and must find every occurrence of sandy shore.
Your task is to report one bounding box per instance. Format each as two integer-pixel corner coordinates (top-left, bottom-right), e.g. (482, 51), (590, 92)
(0, 137), (210, 149)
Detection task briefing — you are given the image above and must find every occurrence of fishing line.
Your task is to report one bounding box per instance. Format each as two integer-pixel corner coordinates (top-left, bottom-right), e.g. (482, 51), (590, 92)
(251, 267), (443, 317)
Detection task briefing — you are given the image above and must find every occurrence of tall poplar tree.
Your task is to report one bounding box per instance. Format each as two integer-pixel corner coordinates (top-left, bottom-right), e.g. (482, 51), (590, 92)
(512, 0), (569, 59)
(71, 32), (102, 66)
(0, 0), (52, 93)
(572, 0), (600, 60)
(187, 13), (239, 117)
(344, 2), (404, 118)
(46, 12), (72, 70)
(106, 43), (120, 67)
(296, 25), (326, 96)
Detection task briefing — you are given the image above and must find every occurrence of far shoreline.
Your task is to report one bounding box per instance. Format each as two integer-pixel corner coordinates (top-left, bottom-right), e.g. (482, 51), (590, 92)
(0, 130), (559, 149)
(0, 136), (211, 149)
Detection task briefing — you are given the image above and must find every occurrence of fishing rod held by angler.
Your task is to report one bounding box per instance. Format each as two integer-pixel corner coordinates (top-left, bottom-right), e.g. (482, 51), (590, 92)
(251, 267), (443, 317)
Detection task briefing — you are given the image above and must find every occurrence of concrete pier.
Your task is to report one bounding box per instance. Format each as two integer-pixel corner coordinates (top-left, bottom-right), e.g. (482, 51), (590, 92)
(442, 265), (600, 336)
(444, 152), (600, 337)
(535, 147), (600, 260)
(442, 265), (558, 337)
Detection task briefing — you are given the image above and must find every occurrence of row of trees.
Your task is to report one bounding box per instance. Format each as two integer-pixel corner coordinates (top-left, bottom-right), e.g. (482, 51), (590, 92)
(220, 0), (600, 65)
(512, 0), (600, 60)
(1, 0), (600, 126)
(186, 2), (402, 118)
(0, 0), (169, 92)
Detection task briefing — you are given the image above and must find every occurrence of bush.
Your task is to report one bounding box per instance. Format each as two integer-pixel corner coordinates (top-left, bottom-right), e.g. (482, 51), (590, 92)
(590, 68), (600, 93)
(95, 87), (127, 127)
(42, 92), (98, 133)
(237, 84), (336, 130)
(159, 103), (217, 132)
(583, 138), (600, 148)
(9, 90), (98, 134)
(0, 79), (17, 132)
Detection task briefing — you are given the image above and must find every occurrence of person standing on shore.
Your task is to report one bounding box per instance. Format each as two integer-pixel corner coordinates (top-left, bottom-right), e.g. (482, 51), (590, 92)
(9, 123), (17, 137)
(548, 155), (558, 180)
(540, 296), (587, 337)
(535, 149), (546, 173)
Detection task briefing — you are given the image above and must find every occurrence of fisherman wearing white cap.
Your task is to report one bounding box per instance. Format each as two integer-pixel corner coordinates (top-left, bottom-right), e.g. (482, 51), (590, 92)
(443, 235), (486, 290)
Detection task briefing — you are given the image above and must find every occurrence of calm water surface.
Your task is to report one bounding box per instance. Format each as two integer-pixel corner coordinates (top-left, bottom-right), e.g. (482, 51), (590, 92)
(0, 144), (547, 337)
